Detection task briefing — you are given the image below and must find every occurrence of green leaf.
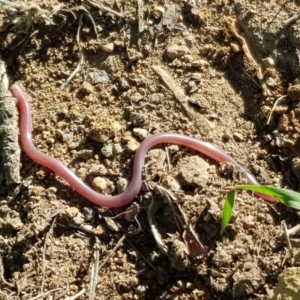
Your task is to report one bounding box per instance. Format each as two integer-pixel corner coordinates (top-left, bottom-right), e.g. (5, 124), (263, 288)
(235, 185), (300, 210)
(221, 190), (235, 234)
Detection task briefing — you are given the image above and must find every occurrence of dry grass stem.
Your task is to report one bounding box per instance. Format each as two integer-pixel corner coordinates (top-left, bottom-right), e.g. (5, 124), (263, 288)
(64, 289), (86, 300)
(125, 238), (156, 270)
(60, 51), (84, 90)
(147, 193), (168, 255)
(224, 17), (271, 97)
(267, 95), (288, 124)
(86, 0), (124, 18)
(88, 237), (100, 300)
(0, 255), (14, 287)
(40, 216), (57, 293)
(28, 287), (64, 300)
(99, 235), (126, 270)
(152, 65), (193, 120)
(138, 0), (144, 33)
(282, 220), (295, 266)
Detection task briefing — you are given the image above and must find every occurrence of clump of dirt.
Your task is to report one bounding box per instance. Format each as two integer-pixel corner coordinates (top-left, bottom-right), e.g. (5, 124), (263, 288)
(0, 0), (300, 299)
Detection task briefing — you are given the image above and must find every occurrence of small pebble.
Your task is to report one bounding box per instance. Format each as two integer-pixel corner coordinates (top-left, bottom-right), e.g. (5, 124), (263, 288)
(101, 144), (114, 158)
(182, 54), (193, 63)
(133, 128), (148, 140)
(36, 170), (46, 179)
(100, 42), (115, 53)
(83, 207), (95, 222)
(167, 45), (190, 59)
(113, 143), (123, 154)
(265, 77), (277, 87)
(192, 59), (208, 68)
(116, 178), (128, 193)
(167, 145), (180, 153)
(126, 138), (140, 152)
(243, 215), (255, 229)
(46, 187), (57, 195)
(287, 84), (300, 102)
(162, 175), (181, 191)
(187, 81), (198, 94)
(88, 164), (108, 176)
(152, 6), (165, 19)
(90, 118), (122, 143)
(233, 132), (244, 141)
(92, 177), (112, 194)
(230, 41), (242, 53)
(75, 149), (93, 160)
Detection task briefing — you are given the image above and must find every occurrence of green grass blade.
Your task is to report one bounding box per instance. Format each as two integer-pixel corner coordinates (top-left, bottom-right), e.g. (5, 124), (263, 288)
(235, 185), (300, 210)
(221, 190), (235, 234)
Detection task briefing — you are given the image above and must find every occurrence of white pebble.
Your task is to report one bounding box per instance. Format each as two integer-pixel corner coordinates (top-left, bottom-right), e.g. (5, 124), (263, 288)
(100, 42), (115, 53)
(101, 144), (114, 157)
(113, 143), (123, 154)
(133, 128), (148, 140)
(116, 178), (128, 193)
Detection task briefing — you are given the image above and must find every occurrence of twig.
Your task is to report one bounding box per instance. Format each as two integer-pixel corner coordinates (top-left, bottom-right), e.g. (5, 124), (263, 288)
(282, 220), (295, 266)
(284, 12), (300, 26)
(242, 67), (261, 89)
(60, 26), (84, 89)
(0, 0), (20, 9)
(99, 235), (126, 270)
(40, 216), (57, 293)
(224, 17), (271, 97)
(138, 0), (144, 33)
(267, 95), (287, 124)
(69, 6), (98, 38)
(28, 287), (64, 300)
(86, 0), (124, 18)
(281, 223), (300, 238)
(147, 190), (168, 255)
(76, 13), (83, 51)
(88, 237), (100, 300)
(152, 65), (193, 120)
(0, 255), (14, 287)
(60, 13), (84, 90)
(125, 238), (156, 270)
(64, 289), (86, 300)
(165, 146), (171, 172)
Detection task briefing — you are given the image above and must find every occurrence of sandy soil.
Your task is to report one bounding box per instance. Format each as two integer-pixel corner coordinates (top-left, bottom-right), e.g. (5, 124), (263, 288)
(0, 0), (300, 299)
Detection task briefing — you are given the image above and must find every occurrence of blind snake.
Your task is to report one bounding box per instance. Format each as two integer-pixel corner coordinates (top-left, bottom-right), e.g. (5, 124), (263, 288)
(11, 83), (277, 207)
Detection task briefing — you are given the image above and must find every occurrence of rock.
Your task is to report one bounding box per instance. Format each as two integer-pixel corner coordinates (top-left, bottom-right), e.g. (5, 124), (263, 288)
(271, 267), (300, 300)
(287, 84), (300, 102)
(89, 118), (122, 143)
(100, 42), (115, 53)
(65, 207), (85, 225)
(233, 132), (244, 141)
(88, 164), (108, 176)
(232, 268), (262, 298)
(177, 156), (209, 188)
(133, 128), (148, 140)
(126, 138), (140, 152)
(166, 45), (190, 59)
(92, 177), (113, 194)
(113, 143), (123, 154)
(230, 41), (242, 53)
(152, 6), (165, 19)
(101, 144), (113, 158)
(116, 178), (128, 193)
(243, 215), (255, 229)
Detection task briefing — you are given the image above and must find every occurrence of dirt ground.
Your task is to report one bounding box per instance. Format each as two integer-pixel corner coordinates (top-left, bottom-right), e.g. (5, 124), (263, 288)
(1, 0), (300, 299)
